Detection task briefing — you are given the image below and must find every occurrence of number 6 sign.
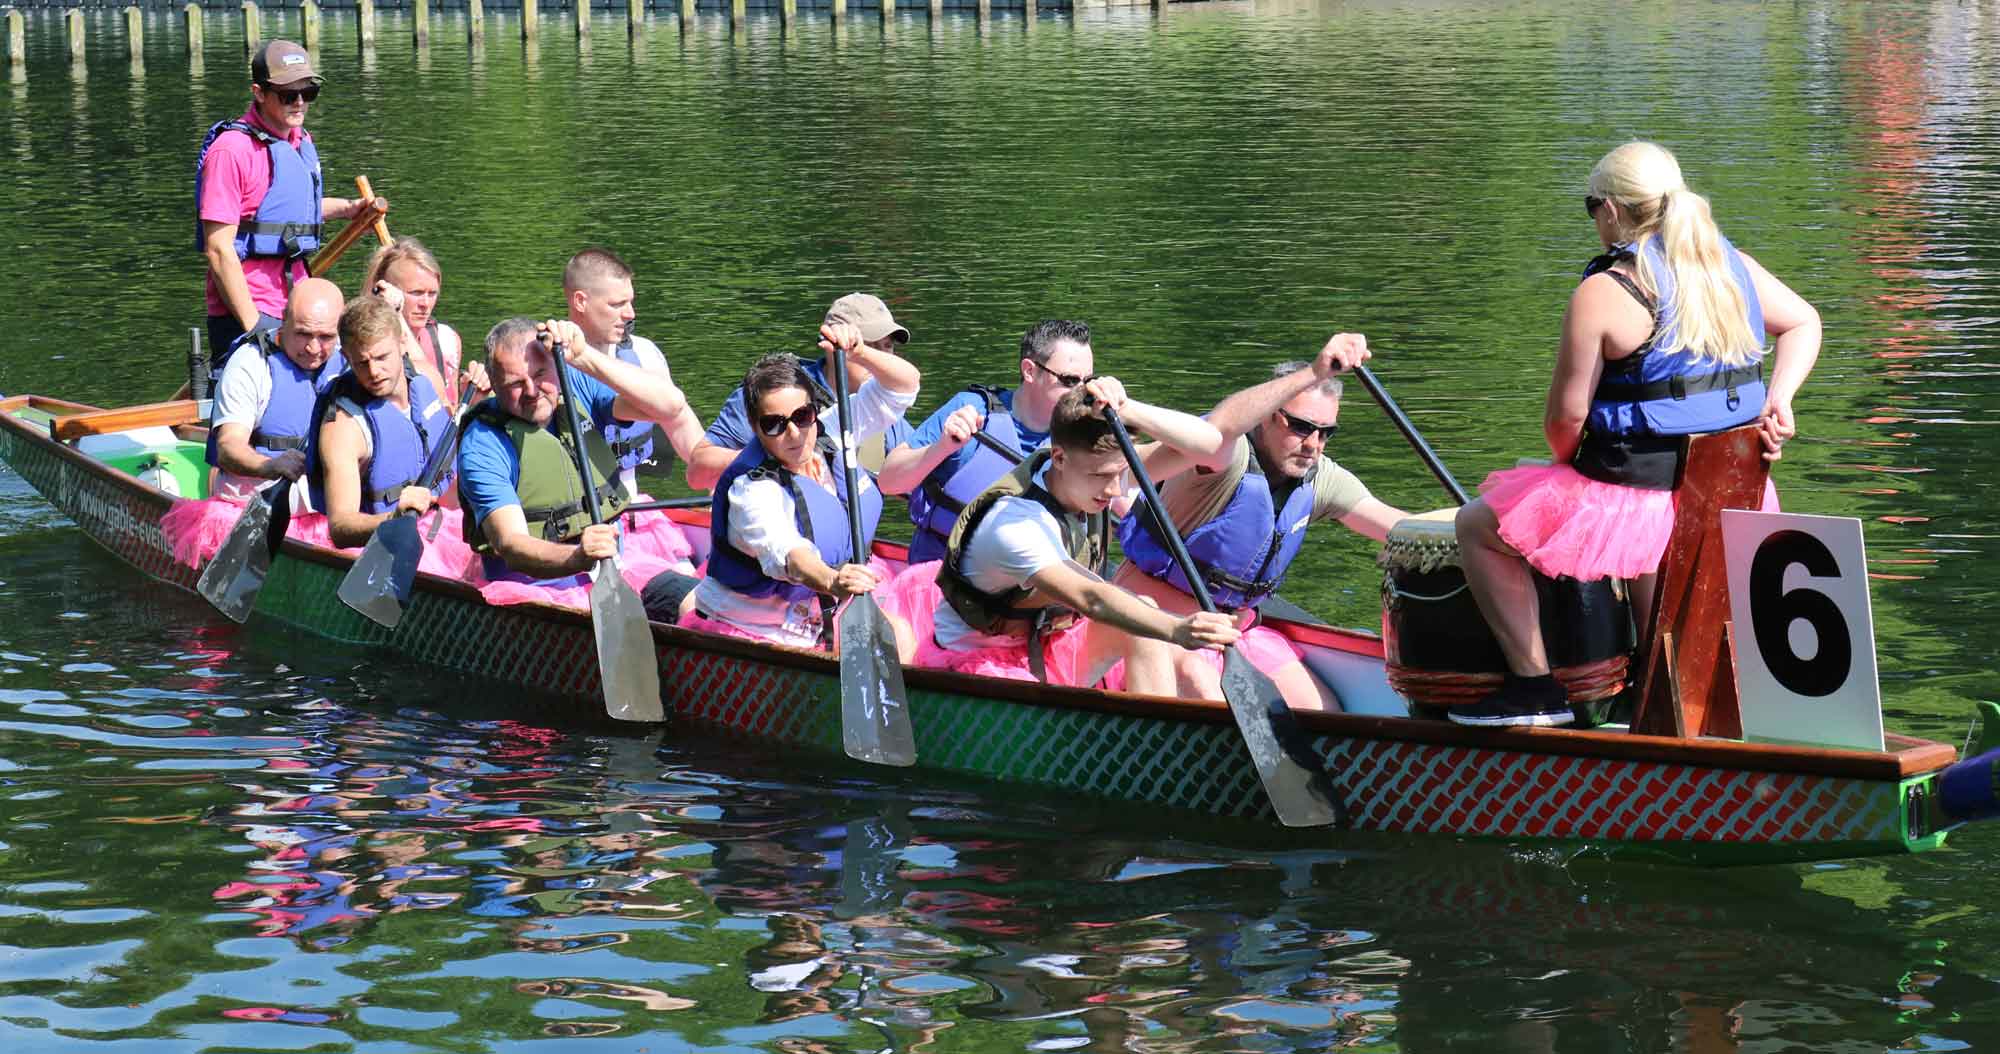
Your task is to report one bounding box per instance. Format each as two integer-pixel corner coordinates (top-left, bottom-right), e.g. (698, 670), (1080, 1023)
(1721, 510), (1884, 751)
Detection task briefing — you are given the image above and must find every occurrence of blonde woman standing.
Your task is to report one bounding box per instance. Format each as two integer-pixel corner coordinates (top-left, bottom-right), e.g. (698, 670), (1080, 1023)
(1451, 141), (1822, 727)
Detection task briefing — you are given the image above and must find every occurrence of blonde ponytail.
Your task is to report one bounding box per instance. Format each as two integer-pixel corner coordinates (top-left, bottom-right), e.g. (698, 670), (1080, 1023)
(1589, 142), (1764, 367)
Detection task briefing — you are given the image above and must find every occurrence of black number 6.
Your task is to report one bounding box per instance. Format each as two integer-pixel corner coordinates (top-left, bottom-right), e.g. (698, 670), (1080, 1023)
(1747, 530), (1852, 697)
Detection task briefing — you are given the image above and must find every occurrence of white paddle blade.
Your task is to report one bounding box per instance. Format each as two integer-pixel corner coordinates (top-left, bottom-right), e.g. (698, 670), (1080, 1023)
(591, 558), (664, 723)
(337, 534), (406, 629)
(840, 595), (916, 767)
(1220, 648), (1341, 827)
(195, 496), (273, 624)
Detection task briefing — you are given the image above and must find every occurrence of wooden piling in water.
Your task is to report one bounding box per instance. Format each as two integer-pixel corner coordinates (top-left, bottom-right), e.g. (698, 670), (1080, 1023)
(124, 6), (143, 60)
(881, 0), (894, 22)
(241, 2), (260, 53)
(976, 0), (990, 23)
(357, 0), (375, 48)
(468, 0), (484, 44)
(627, 0), (641, 37)
(1025, 0), (1037, 19)
(183, 3), (203, 70)
(677, 0), (693, 33)
(4, 9), (21, 70)
(522, 0), (538, 41)
(65, 8), (84, 61)
(414, 0), (430, 47)
(780, 0), (795, 32)
(729, 0), (744, 28)
(573, 0), (588, 38)
(928, 0), (941, 22)
(302, 0), (321, 50)
(831, 0), (846, 23)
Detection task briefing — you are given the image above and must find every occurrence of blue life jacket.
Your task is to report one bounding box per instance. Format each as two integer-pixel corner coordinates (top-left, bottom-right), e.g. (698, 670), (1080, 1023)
(205, 330), (347, 469)
(194, 119), (324, 262)
(306, 371), (453, 515)
(906, 385), (1038, 566)
(707, 436), (883, 606)
(1575, 235), (1767, 489)
(601, 335), (657, 475)
(1118, 446), (1318, 611)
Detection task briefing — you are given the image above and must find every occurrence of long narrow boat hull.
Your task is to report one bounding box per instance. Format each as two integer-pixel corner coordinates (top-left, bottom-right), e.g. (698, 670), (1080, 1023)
(0, 395), (1965, 865)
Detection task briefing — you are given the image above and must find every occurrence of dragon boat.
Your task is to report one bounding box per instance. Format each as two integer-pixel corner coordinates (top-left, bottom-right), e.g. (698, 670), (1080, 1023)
(5, 392), (1998, 866)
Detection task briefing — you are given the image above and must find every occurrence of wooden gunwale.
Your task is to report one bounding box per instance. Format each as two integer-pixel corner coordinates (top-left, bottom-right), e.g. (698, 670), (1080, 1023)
(0, 394), (1956, 785)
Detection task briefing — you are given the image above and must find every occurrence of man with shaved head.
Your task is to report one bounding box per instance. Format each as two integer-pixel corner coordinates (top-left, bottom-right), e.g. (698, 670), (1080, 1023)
(206, 276), (348, 508)
(562, 247), (703, 499)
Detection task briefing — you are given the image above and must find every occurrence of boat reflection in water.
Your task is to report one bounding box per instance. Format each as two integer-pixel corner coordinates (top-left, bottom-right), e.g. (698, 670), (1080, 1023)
(52, 664), (1967, 1052)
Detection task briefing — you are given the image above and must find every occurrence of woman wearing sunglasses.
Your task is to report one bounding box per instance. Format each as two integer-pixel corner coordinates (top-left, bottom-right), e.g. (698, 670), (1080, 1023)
(684, 324), (920, 654)
(1451, 140), (1822, 728)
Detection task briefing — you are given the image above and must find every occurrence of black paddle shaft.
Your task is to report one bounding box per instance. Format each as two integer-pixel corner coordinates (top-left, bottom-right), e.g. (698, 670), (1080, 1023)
(1352, 365), (1471, 506)
(549, 338), (610, 529)
(1099, 407), (1224, 615)
(828, 340), (870, 565)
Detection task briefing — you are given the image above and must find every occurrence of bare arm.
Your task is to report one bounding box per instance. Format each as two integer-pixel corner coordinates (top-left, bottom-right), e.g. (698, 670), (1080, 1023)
(1026, 560), (1235, 651)
(875, 404), (982, 496)
(1336, 497), (1405, 544)
(822, 325), (920, 396)
(1543, 276), (1621, 464)
(214, 421), (303, 483)
(481, 504), (613, 580)
(685, 438), (737, 491)
(201, 221), (260, 331)
(1146, 333), (1372, 481)
(544, 321), (694, 430)
(1739, 251), (1821, 461)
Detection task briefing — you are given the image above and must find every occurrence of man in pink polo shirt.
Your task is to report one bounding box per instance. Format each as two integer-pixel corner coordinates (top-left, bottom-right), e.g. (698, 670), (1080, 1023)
(196, 40), (386, 373)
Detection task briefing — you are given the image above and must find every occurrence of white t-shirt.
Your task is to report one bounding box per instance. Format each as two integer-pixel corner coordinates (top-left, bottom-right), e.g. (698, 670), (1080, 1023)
(614, 334), (672, 499)
(691, 378), (918, 647)
(932, 463), (1076, 652)
(209, 347), (301, 507)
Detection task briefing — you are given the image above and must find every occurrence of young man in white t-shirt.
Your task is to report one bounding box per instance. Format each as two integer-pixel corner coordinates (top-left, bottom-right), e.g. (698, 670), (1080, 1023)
(922, 381), (1240, 696)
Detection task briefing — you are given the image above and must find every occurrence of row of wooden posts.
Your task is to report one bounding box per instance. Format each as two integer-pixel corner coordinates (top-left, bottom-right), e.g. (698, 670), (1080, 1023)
(4, 0), (1119, 67)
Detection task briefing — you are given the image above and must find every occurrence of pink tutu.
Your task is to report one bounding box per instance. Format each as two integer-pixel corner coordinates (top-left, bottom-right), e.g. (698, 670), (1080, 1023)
(615, 507), (700, 577)
(161, 497), (348, 569)
(1187, 623), (1303, 680)
(469, 512), (700, 610)
(881, 561), (1121, 689)
(1479, 463), (1778, 580)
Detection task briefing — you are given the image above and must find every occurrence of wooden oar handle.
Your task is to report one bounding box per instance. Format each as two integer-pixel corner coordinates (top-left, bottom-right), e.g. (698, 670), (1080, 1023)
(354, 175), (394, 247)
(306, 210), (375, 277)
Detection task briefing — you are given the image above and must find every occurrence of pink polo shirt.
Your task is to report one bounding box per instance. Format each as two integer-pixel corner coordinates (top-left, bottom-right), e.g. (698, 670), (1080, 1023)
(198, 109), (316, 318)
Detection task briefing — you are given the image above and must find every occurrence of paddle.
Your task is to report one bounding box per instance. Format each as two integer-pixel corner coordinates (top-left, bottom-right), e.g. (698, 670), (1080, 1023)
(617, 495), (712, 515)
(335, 403), (473, 628)
(1100, 405), (1347, 828)
(552, 337), (665, 724)
(1353, 364), (1469, 506)
(306, 175), (392, 278)
(828, 338), (917, 768)
(195, 476), (294, 623)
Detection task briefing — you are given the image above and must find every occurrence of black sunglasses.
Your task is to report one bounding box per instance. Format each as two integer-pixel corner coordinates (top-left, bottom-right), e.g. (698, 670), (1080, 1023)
(260, 83), (321, 104)
(1278, 409), (1339, 442)
(1584, 194), (1606, 217)
(1033, 360), (1089, 389)
(757, 404), (818, 438)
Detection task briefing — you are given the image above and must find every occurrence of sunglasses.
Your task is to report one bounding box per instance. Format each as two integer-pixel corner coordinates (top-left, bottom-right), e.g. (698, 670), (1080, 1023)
(1033, 361), (1089, 389)
(757, 404), (819, 438)
(260, 83), (321, 104)
(1278, 409), (1339, 443)
(1584, 194), (1606, 217)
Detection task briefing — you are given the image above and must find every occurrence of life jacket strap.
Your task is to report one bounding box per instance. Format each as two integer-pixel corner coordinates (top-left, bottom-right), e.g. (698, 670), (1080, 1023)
(249, 429), (306, 452)
(1594, 361), (1764, 403)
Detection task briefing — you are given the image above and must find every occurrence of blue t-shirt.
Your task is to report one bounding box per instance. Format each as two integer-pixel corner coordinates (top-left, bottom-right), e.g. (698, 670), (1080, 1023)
(900, 387), (1049, 485)
(458, 364), (626, 533)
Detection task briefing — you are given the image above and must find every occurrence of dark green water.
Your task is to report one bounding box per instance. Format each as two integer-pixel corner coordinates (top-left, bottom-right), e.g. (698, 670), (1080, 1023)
(5, 2), (2000, 1049)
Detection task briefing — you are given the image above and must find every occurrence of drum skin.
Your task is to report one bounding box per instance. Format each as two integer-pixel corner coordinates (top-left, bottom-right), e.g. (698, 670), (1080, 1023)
(1379, 511), (1636, 711)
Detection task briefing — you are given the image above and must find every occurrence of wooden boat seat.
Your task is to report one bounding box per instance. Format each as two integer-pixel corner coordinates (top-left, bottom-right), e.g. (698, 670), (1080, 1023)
(1629, 424), (1770, 738)
(49, 400), (203, 443)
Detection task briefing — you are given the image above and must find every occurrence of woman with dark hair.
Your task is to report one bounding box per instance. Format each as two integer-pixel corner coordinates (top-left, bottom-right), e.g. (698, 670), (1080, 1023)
(1452, 140), (1822, 728)
(683, 324), (920, 654)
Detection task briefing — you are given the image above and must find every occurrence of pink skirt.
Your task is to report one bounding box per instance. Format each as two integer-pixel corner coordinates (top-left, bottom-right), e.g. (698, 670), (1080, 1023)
(1187, 623), (1303, 680)
(1479, 463), (1777, 580)
(162, 496), (483, 583)
(471, 513), (700, 610)
(881, 561), (1122, 690)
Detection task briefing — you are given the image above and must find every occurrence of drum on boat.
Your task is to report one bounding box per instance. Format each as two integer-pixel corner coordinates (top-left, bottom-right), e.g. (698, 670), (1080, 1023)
(1379, 508), (1635, 715)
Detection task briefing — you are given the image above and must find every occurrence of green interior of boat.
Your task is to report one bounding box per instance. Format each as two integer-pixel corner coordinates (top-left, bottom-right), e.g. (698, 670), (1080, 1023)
(96, 441), (212, 500)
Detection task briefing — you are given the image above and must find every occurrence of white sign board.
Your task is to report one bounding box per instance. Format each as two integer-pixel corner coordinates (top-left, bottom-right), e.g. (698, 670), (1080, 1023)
(1721, 510), (1884, 751)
